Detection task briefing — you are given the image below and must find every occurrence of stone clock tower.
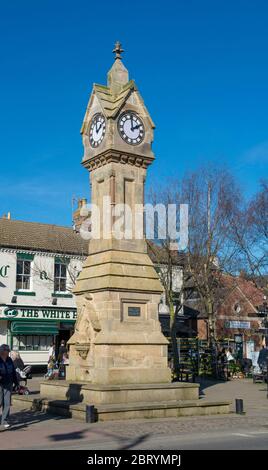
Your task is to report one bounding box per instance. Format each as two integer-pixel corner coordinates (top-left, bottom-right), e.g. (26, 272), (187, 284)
(39, 44), (230, 420)
(67, 42), (171, 385)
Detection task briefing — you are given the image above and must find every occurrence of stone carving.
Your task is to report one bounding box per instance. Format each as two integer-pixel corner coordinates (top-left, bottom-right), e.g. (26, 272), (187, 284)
(76, 345), (90, 360)
(69, 294), (101, 346)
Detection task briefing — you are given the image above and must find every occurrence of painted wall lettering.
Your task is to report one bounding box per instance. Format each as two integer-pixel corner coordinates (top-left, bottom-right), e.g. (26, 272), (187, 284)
(2, 307), (77, 321)
(40, 271), (49, 280)
(0, 265), (10, 278)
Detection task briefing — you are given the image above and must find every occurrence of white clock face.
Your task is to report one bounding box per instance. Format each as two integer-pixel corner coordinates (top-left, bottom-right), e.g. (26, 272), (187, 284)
(89, 113), (106, 148)
(118, 111), (145, 145)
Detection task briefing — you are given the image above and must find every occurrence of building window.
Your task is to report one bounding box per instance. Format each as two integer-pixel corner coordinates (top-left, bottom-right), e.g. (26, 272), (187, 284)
(16, 260), (31, 290)
(54, 261), (67, 292)
(234, 303), (241, 314)
(184, 288), (200, 300)
(12, 335), (53, 351)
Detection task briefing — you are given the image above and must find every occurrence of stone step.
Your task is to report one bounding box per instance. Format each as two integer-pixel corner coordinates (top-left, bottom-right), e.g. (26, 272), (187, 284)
(40, 380), (200, 404)
(12, 395), (230, 422)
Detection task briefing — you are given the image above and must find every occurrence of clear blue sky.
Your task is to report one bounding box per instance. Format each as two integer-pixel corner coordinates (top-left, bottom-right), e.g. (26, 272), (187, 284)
(0, 0), (267, 226)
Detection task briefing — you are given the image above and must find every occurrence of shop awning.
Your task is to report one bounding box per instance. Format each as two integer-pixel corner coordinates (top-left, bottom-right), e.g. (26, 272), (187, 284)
(11, 321), (59, 335)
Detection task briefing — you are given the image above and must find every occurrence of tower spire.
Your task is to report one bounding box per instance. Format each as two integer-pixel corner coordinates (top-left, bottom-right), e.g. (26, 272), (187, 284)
(108, 41), (129, 94)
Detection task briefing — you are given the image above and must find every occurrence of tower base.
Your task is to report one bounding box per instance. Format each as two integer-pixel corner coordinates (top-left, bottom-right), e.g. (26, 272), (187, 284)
(13, 380), (230, 421)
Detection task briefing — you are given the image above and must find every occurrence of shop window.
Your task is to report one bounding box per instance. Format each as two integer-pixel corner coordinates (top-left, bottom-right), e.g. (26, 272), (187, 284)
(12, 336), (19, 351)
(12, 335), (53, 352)
(16, 260), (31, 290)
(33, 335), (40, 351)
(54, 261), (67, 292)
(40, 336), (48, 351)
(26, 336), (34, 350)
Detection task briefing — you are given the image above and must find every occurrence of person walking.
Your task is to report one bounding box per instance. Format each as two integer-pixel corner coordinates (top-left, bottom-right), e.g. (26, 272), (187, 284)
(258, 346), (268, 371)
(48, 342), (55, 363)
(226, 347), (235, 378)
(226, 347), (234, 363)
(57, 340), (67, 364)
(59, 351), (69, 379)
(0, 344), (19, 430)
(218, 347), (228, 380)
(57, 341), (68, 379)
(45, 342), (56, 379)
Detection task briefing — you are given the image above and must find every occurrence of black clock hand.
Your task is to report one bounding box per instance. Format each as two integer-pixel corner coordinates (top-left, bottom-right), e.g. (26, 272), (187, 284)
(133, 124), (141, 130)
(130, 117), (135, 131)
(96, 122), (102, 133)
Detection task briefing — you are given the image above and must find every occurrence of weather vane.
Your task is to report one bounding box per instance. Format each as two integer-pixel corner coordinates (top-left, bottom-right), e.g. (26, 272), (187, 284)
(113, 41), (124, 60)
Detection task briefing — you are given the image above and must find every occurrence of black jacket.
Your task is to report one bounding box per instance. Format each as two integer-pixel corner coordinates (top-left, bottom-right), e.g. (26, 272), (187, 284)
(0, 356), (19, 388)
(58, 345), (67, 363)
(258, 348), (268, 367)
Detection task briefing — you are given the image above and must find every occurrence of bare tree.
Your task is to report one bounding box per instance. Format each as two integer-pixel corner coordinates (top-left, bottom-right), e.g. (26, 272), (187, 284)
(181, 167), (243, 347)
(230, 180), (268, 281)
(32, 232), (87, 294)
(147, 182), (189, 375)
(147, 239), (185, 375)
(149, 166), (244, 365)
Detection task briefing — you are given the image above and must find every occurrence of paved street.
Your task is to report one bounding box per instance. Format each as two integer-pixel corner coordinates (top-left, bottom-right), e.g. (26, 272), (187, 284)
(0, 377), (268, 450)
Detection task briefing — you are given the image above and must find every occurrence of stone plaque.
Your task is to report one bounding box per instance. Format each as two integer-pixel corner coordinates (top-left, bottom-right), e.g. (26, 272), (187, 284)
(128, 306), (141, 317)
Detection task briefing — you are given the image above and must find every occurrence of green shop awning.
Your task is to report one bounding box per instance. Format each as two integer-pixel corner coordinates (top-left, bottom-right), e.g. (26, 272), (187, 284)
(11, 321), (59, 335)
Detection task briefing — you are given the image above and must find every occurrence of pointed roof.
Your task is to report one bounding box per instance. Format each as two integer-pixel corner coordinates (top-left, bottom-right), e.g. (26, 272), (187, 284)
(107, 42), (129, 94)
(81, 43), (155, 133)
(94, 79), (135, 118)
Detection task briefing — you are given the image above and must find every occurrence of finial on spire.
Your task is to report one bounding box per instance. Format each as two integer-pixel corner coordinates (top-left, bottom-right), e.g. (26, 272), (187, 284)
(113, 41), (124, 60)
(108, 41), (129, 93)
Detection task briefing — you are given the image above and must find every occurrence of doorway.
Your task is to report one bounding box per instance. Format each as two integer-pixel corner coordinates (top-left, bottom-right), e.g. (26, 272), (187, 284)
(55, 328), (73, 357)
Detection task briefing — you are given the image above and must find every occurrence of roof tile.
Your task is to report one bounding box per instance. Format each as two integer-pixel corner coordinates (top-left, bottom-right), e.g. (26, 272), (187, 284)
(0, 219), (89, 256)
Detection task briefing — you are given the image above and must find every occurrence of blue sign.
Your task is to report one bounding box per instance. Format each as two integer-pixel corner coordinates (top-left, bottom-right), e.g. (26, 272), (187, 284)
(225, 321), (251, 329)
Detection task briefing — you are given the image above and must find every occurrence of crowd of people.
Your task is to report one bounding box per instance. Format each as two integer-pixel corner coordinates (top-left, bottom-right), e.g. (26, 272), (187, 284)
(217, 345), (268, 380)
(181, 343), (268, 381)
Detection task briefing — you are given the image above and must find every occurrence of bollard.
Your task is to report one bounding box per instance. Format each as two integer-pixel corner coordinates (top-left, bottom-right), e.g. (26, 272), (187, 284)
(235, 398), (245, 414)
(86, 404), (95, 423)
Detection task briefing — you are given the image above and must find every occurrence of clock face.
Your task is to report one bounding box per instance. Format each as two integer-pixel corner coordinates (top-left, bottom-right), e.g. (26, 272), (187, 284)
(89, 113), (106, 148)
(118, 111), (145, 145)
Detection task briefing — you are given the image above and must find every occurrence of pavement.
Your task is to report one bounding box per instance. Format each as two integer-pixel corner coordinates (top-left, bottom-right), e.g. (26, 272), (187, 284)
(0, 376), (268, 450)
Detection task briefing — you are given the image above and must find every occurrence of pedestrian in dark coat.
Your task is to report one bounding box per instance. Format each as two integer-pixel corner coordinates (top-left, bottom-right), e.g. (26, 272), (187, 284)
(0, 344), (19, 430)
(57, 340), (67, 363)
(258, 346), (268, 370)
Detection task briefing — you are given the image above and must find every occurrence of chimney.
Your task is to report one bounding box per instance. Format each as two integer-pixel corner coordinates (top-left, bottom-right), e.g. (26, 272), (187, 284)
(2, 212), (11, 219)
(72, 198), (89, 232)
(77, 198), (87, 209)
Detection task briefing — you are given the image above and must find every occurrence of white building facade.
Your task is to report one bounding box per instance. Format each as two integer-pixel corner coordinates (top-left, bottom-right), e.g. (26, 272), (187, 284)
(0, 218), (87, 365)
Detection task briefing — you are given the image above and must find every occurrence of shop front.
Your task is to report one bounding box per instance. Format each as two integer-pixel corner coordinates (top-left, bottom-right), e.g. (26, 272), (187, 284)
(217, 319), (262, 360)
(0, 305), (77, 365)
